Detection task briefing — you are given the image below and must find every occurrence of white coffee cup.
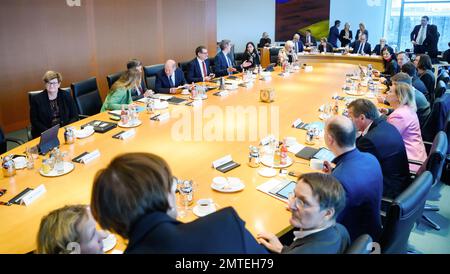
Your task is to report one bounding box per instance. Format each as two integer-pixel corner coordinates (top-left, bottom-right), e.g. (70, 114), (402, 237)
(310, 158), (325, 170)
(196, 198), (214, 215)
(212, 177), (227, 189)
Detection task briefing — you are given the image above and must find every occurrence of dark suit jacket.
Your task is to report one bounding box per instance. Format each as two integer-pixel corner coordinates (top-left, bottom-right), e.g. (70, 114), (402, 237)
(302, 35), (317, 47)
(422, 92), (450, 144)
(419, 69), (436, 100)
(339, 30), (353, 47)
(352, 41), (372, 55)
(214, 51), (241, 77)
(318, 43), (334, 53)
(372, 44), (394, 56)
(155, 68), (186, 94)
(258, 38), (271, 48)
(293, 40), (304, 53)
(355, 29), (369, 42)
(412, 75), (428, 95)
(332, 149), (383, 241)
(382, 59), (400, 77)
(186, 58), (212, 83)
(410, 24), (439, 56)
(130, 79), (147, 101)
(328, 26), (340, 47)
(281, 224), (350, 254)
(124, 207), (268, 254)
(30, 89), (78, 138)
(357, 118), (410, 199)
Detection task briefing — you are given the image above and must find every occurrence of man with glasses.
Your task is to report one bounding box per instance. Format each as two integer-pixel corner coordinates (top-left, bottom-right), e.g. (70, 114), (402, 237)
(214, 39), (251, 77)
(257, 173), (350, 254)
(351, 34), (371, 55)
(411, 16), (439, 59)
(186, 46), (214, 83)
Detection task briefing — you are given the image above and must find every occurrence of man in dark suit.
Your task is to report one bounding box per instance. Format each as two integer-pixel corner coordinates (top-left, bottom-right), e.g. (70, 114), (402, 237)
(292, 33), (304, 54)
(372, 38), (394, 56)
(352, 34), (371, 55)
(214, 39), (251, 77)
(257, 173), (350, 254)
(155, 59), (187, 94)
(186, 46), (214, 83)
(318, 38), (334, 53)
(410, 16), (439, 58)
(328, 20), (340, 48)
(302, 29), (317, 47)
(347, 99), (410, 200)
(322, 116), (383, 242)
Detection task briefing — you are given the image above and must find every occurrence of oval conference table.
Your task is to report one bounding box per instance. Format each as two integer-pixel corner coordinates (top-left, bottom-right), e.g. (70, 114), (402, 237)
(0, 56), (384, 254)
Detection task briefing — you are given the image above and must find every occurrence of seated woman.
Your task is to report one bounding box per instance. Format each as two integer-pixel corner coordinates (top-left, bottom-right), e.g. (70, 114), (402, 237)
(384, 82), (427, 171)
(37, 205), (107, 254)
(30, 71), (78, 138)
(101, 68), (142, 111)
(242, 42), (261, 69)
(318, 37), (334, 53)
(90, 153), (267, 254)
(257, 173), (350, 254)
(373, 47), (400, 78)
(258, 32), (271, 48)
(278, 40), (298, 65)
(414, 54), (436, 102)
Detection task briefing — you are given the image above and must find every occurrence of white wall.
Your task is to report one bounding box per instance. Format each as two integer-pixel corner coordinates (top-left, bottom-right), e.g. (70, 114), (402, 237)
(329, 0), (388, 47)
(216, 0), (275, 53)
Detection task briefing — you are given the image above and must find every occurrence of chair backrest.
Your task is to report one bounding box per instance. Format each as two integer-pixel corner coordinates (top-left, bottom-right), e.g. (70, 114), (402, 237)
(178, 61), (190, 80)
(345, 234), (373, 254)
(435, 80), (447, 99)
(269, 48), (281, 64)
(422, 91), (450, 142)
(28, 88), (71, 106)
(379, 171), (433, 254)
(234, 52), (244, 67)
(0, 126), (6, 154)
(417, 131), (448, 186)
(106, 71), (124, 89)
(71, 77), (102, 116)
(437, 70), (449, 85)
(143, 64), (164, 91)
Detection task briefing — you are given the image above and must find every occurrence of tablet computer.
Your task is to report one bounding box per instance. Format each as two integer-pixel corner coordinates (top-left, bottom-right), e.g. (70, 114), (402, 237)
(268, 180), (296, 201)
(313, 147), (335, 162)
(38, 124), (60, 155)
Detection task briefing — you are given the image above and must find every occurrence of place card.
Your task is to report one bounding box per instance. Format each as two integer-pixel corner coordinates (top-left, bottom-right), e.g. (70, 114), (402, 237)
(260, 135), (276, 146)
(292, 119), (309, 130)
(212, 155), (240, 173)
(80, 149), (101, 164)
(119, 129), (136, 140)
(21, 184), (46, 206)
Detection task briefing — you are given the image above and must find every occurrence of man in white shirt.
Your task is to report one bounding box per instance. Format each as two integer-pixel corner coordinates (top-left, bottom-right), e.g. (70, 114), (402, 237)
(186, 46), (215, 83)
(410, 16), (439, 58)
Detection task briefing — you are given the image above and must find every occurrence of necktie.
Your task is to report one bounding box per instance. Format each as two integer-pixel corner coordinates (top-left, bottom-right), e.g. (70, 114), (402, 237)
(225, 54), (232, 68)
(295, 42), (298, 53)
(202, 61), (207, 78)
(417, 26), (426, 45)
(169, 75), (175, 87)
(358, 43), (364, 54)
(308, 36), (310, 44)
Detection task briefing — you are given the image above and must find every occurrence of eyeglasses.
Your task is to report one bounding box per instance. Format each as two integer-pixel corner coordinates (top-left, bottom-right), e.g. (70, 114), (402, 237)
(46, 81), (60, 86)
(0, 189), (6, 197)
(288, 192), (309, 209)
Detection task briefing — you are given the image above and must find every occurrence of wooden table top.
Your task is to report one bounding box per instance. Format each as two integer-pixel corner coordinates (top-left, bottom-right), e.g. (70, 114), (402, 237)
(0, 59), (384, 254)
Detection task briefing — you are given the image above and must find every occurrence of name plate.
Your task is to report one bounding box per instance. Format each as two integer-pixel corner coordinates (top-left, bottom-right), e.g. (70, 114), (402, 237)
(157, 112), (170, 121)
(80, 149), (101, 164)
(260, 135), (276, 146)
(304, 66), (313, 72)
(212, 155), (233, 169)
(22, 184), (47, 206)
(120, 129), (136, 140)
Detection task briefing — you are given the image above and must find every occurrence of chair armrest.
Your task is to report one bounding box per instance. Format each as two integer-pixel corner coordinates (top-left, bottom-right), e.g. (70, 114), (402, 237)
(78, 114), (90, 120)
(5, 137), (25, 146)
(408, 159), (423, 166)
(424, 141), (433, 154)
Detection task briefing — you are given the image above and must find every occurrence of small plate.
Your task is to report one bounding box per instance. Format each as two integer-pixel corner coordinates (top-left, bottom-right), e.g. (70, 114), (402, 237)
(258, 167), (277, 178)
(118, 120), (142, 128)
(74, 128), (95, 139)
(211, 177), (245, 193)
(13, 157), (27, 169)
(39, 162), (75, 177)
(102, 233), (117, 253)
(261, 156), (293, 168)
(190, 94), (208, 100)
(345, 89), (364, 96)
(193, 204), (217, 217)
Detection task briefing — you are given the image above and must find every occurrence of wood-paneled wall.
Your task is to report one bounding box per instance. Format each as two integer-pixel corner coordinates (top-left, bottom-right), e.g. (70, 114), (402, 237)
(0, 0), (217, 133)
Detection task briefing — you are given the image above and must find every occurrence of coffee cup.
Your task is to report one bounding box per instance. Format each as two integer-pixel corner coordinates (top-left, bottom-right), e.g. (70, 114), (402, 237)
(212, 176), (228, 189)
(196, 198), (214, 215)
(310, 158), (324, 170)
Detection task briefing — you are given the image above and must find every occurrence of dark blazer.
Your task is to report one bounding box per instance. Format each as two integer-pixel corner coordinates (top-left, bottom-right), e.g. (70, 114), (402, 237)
(186, 58), (212, 83)
(412, 75), (428, 95)
(302, 35), (317, 47)
(124, 207), (268, 254)
(293, 40), (304, 53)
(130, 79), (147, 101)
(443, 49), (450, 63)
(372, 44), (394, 56)
(339, 30), (353, 47)
(318, 43), (334, 53)
(281, 224), (350, 254)
(422, 92), (450, 143)
(410, 24), (439, 56)
(258, 37), (271, 48)
(352, 41), (372, 55)
(355, 29), (369, 42)
(357, 117), (410, 199)
(419, 69), (436, 99)
(332, 149), (383, 241)
(30, 89), (78, 138)
(242, 51), (261, 68)
(382, 59), (400, 77)
(155, 68), (186, 94)
(214, 51), (241, 77)
(328, 26), (340, 48)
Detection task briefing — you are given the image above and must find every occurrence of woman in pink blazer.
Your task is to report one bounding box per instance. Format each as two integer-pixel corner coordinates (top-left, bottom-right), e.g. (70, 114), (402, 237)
(385, 82), (427, 171)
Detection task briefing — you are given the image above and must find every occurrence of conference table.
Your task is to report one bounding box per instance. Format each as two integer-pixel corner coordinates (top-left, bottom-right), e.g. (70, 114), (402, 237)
(0, 56), (384, 254)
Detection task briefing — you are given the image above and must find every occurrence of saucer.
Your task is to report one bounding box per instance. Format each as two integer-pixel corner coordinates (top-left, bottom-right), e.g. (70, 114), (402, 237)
(118, 120), (142, 128)
(193, 204), (217, 217)
(102, 233), (117, 252)
(13, 156), (27, 169)
(258, 167), (277, 178)
(211, 177), (245, 193)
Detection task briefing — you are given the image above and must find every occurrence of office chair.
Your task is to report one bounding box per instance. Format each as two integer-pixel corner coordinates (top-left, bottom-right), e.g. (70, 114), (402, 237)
(437, 70), (449, 87)
(345, 234), (373, 254)
(234, 52), (244, 67)
(106, 71), (124, 89)
(207, 57), (215, 72)
(379, 171), (433, 254)
(422, 91), (450, 143)
(143, 64), (164, 91)
(435, 80), (447, 99)
(1, 126), (24, 154)
(71, 78), (102, 117)
(178, 61), (190, 81)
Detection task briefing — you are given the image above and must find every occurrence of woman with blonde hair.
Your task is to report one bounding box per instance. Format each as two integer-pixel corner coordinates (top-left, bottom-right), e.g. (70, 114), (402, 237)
(355, 22), (369, 42)
(37, 205), (107, 254)
(278, 40), (298, 65)
(101, 68), (142, 111)
(385, 82), (427, 171)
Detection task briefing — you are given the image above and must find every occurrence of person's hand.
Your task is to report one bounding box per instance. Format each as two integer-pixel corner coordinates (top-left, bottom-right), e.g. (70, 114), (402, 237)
(204, 76), (212, 81)
(379, 108), (389, 115)
(322, 161), (333, 174)
(412, 40), (417, 45)
(373, 70), (380, 77)
(242, 61), (253, 68)
(169, 88), (180, 94)
(227, 67), (237, 73)
(376, 95), (386, 104)
(144, 90), (154, 97)
(257, 232), (283, 253)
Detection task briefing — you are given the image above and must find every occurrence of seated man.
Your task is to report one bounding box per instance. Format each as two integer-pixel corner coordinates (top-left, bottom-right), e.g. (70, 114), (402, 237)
(155, 60), (186, 94)
(214, 39), (251, 77)
(186, 46), (214, 83)
(257, 173), (350, 254)
(352, 34), (371, 55)
(401, 62), (428, 95)
(302, 29), (317, 47)
(322, 116), (383, 241)
(318, 37), (334, 53)
(372, 38), (394, 56)
(397, 51), (410, 69)
(292, 33), (304, 54)
(347, 99), (410, 199)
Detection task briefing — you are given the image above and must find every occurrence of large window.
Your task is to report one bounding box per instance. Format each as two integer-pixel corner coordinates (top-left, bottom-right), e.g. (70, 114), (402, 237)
(385, 0), (450, 53)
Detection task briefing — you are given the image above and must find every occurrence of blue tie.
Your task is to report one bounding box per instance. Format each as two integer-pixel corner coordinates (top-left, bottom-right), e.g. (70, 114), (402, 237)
(169, 75), (175, 87)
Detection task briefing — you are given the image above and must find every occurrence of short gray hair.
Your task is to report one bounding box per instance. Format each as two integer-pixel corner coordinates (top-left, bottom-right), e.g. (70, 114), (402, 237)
(219, 39), (231, 50)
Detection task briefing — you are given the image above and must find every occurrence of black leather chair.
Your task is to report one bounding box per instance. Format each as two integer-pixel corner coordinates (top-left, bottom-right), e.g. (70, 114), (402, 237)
(269, 47), (281, 64)
(435, 80), (447, 99)
(1, 126), (24, 154)
(71, 78), (102, 116)
(379, 171), (433, 254)
(441, 111), (450, 184)
(106, 71), (124, 89)
(422, 91), (450, 143)
(208, 57), (215, 72)
(143, 64), (164, 91)
(234, 52), (244, 67)
(437, 70), (449, 86)
(345, 234), (373, 254)
(178, 61), (190, 81)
